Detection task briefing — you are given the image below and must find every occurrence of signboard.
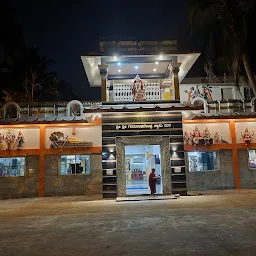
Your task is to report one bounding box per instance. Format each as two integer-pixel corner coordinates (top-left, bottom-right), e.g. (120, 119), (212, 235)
(116, 123), (172, 130)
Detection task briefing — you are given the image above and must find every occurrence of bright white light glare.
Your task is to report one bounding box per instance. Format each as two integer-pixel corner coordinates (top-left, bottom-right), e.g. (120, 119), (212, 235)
(114, 56), (117, 60)
(159, 55), (163, 58)
(135, 66), (138, 69)
(118, 69), (121, 72)
(155, 61), (159, 65)
(117, 62), (121, 66)
(153, 68), (156, 71)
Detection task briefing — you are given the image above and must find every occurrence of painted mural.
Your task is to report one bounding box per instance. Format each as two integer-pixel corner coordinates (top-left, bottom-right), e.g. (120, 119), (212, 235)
(183, 125), (228, 146)
(0, 129), (25, 150)
(132, 74), (146, 101)
(49, 128), (93, 149)
(184, 85), (213, 102)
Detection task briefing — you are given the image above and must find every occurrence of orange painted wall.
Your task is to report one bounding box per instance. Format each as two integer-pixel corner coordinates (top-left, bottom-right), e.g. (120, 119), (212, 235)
(182, 118), (256, 189)
(0, 119), (102, 197)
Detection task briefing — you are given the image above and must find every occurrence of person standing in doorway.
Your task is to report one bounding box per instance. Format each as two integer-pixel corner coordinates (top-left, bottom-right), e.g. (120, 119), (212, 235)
(149, 168), (160, 196)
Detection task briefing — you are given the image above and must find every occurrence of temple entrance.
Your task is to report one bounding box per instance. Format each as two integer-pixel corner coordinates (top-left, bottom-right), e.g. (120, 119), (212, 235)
(115, 136), (172, 197)
(125, 145), (163, 195)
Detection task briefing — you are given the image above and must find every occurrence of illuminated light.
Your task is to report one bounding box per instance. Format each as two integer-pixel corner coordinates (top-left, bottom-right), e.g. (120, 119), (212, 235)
(155, 61), (159, 65)
(135, 65), (139, 69)
(109, 153), (116, 160)
(113, 56), (117, 60)
(171, 146), (177, 151)
(153, 68), (156, 72)
(118, 69), (121, 72)
(159, 55), (163, 58)
(117, 62), (121, 66)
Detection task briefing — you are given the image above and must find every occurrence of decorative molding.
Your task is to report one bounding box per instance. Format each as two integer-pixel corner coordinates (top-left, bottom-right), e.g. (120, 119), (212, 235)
(66, 100), (83, 117)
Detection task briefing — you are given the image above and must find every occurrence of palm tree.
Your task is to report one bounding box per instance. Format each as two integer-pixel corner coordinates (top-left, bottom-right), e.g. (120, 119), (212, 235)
(187, 0), (256, 95)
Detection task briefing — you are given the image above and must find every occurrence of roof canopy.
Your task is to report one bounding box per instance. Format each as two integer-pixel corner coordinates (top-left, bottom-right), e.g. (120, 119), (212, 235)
(81, 52), (200, 87)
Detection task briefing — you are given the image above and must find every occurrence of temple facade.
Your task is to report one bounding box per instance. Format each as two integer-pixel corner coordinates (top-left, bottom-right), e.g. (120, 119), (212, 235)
(1, 40), (256, 199)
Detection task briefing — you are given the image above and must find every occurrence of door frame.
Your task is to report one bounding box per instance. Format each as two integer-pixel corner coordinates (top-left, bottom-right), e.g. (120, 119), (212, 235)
(116, 136), (172, 196)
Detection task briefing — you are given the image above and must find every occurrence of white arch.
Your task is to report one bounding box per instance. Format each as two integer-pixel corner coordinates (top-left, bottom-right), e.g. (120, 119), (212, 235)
(66, 100), (83, 117)
(191, 97), (208, 113)
(250, 97), (256, 112)
(2, 102), (21, 118)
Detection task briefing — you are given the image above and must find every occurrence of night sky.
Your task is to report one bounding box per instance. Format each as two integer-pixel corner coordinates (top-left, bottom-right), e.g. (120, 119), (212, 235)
(11, 0), (187, 101)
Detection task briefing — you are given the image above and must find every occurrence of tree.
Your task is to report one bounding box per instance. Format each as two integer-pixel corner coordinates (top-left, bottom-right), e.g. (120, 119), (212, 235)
(1, 1), (75, 104)
(21, 47), (58, 103)
(2, 46), (60, 103)
(187, 0), (256, 95)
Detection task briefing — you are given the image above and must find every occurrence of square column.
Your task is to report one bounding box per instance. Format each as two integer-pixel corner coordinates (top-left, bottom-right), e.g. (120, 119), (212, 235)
(170, 63), (181, 101)
(98, 64), (108, 102)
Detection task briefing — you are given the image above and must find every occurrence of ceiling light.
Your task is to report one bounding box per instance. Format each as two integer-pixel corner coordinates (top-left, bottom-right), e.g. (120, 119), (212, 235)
(135, 66), (138, 69)
(113, 56), (117, 60)
(153, 68), (156, 72)
(155, 61), (159, 65)
(159, 55), (163, 58)
(118, 69), (121, 72)
(117, 62), (121, 66)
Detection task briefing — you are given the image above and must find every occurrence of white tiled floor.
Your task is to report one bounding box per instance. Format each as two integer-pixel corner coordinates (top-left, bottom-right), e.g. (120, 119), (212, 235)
(126, 180), (162, 195)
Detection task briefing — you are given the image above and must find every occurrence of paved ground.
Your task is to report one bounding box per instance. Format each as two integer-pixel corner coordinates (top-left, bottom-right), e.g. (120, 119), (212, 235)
(1, 190), (256, 256)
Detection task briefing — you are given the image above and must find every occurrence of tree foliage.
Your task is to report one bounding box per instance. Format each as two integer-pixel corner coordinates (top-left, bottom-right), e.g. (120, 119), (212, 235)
(187, 0), (256, 94)
(0, 1), (76, 103)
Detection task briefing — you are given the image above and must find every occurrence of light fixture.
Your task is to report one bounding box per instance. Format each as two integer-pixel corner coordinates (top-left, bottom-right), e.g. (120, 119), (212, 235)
(118, 69), (121, 72)
(135, 65), (139, 69)
(113, 56), (117, 60)
(153, 68), (156, 72)
(159, 55), (163, 58)
(117, 62), (121, 66)
(155, 61), (159, 65)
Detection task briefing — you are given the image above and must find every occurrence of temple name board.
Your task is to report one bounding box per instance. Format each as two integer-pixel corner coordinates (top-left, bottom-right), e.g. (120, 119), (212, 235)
(115, 123), (172, 130)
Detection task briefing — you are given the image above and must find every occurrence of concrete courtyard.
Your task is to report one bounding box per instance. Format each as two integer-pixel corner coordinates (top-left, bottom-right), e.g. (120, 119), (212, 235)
(0, 190), (256, 256)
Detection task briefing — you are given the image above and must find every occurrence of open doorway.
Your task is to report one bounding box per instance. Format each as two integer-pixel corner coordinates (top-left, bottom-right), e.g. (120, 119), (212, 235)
(125, 145), (163, 195)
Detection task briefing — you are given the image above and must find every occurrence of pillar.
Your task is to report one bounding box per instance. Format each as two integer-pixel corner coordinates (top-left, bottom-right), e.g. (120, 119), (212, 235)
(170, 62), (181, 101)
(229, 120), (241, 189)
(38, 125), (45, 197)
(162, 81), (172, 100)
(98, 64), (108, 102)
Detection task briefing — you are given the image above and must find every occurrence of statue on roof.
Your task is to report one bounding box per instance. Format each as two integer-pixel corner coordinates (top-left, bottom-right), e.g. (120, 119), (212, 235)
(132, 74), (146, 101)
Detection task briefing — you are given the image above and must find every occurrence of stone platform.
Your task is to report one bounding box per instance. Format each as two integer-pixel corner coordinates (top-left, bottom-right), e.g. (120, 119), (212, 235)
(116, 195), (177, 202)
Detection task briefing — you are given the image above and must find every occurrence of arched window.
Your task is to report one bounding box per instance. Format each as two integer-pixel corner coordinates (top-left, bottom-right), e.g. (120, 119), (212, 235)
(251, 97), (256, 112)
(191, 97), (208, 113)
(66, 100), (83, 117)
(2, 102), (20, 119)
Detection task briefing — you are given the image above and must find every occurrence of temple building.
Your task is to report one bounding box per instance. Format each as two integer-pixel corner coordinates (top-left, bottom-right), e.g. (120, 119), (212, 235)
(0, 39), (256, 199)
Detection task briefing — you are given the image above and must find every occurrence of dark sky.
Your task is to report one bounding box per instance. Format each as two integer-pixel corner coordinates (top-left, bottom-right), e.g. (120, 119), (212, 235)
(11, 0), (187, 101)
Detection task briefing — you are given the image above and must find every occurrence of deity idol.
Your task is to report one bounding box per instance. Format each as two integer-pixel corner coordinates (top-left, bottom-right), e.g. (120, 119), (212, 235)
(17, 131), (25, 149)
(0, 133), (6, 150)
(5, 129), (15, 150)
(203, 127), (211, 145)
(132, 75), (146, 101)
(183, 131), (191, 145)
(213, 132), (221, 144)
(241, 128), (254, 145)
(190, 126), (201, 146)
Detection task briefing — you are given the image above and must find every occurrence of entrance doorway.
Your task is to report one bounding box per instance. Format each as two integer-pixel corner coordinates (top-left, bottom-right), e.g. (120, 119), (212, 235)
(125, 145), (163, 195)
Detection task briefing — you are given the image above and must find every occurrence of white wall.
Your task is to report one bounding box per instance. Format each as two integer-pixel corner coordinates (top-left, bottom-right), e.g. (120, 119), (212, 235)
(125, 145), (160, 155)
(180, 84), (243, 103)
(235, 122), (256, 143)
